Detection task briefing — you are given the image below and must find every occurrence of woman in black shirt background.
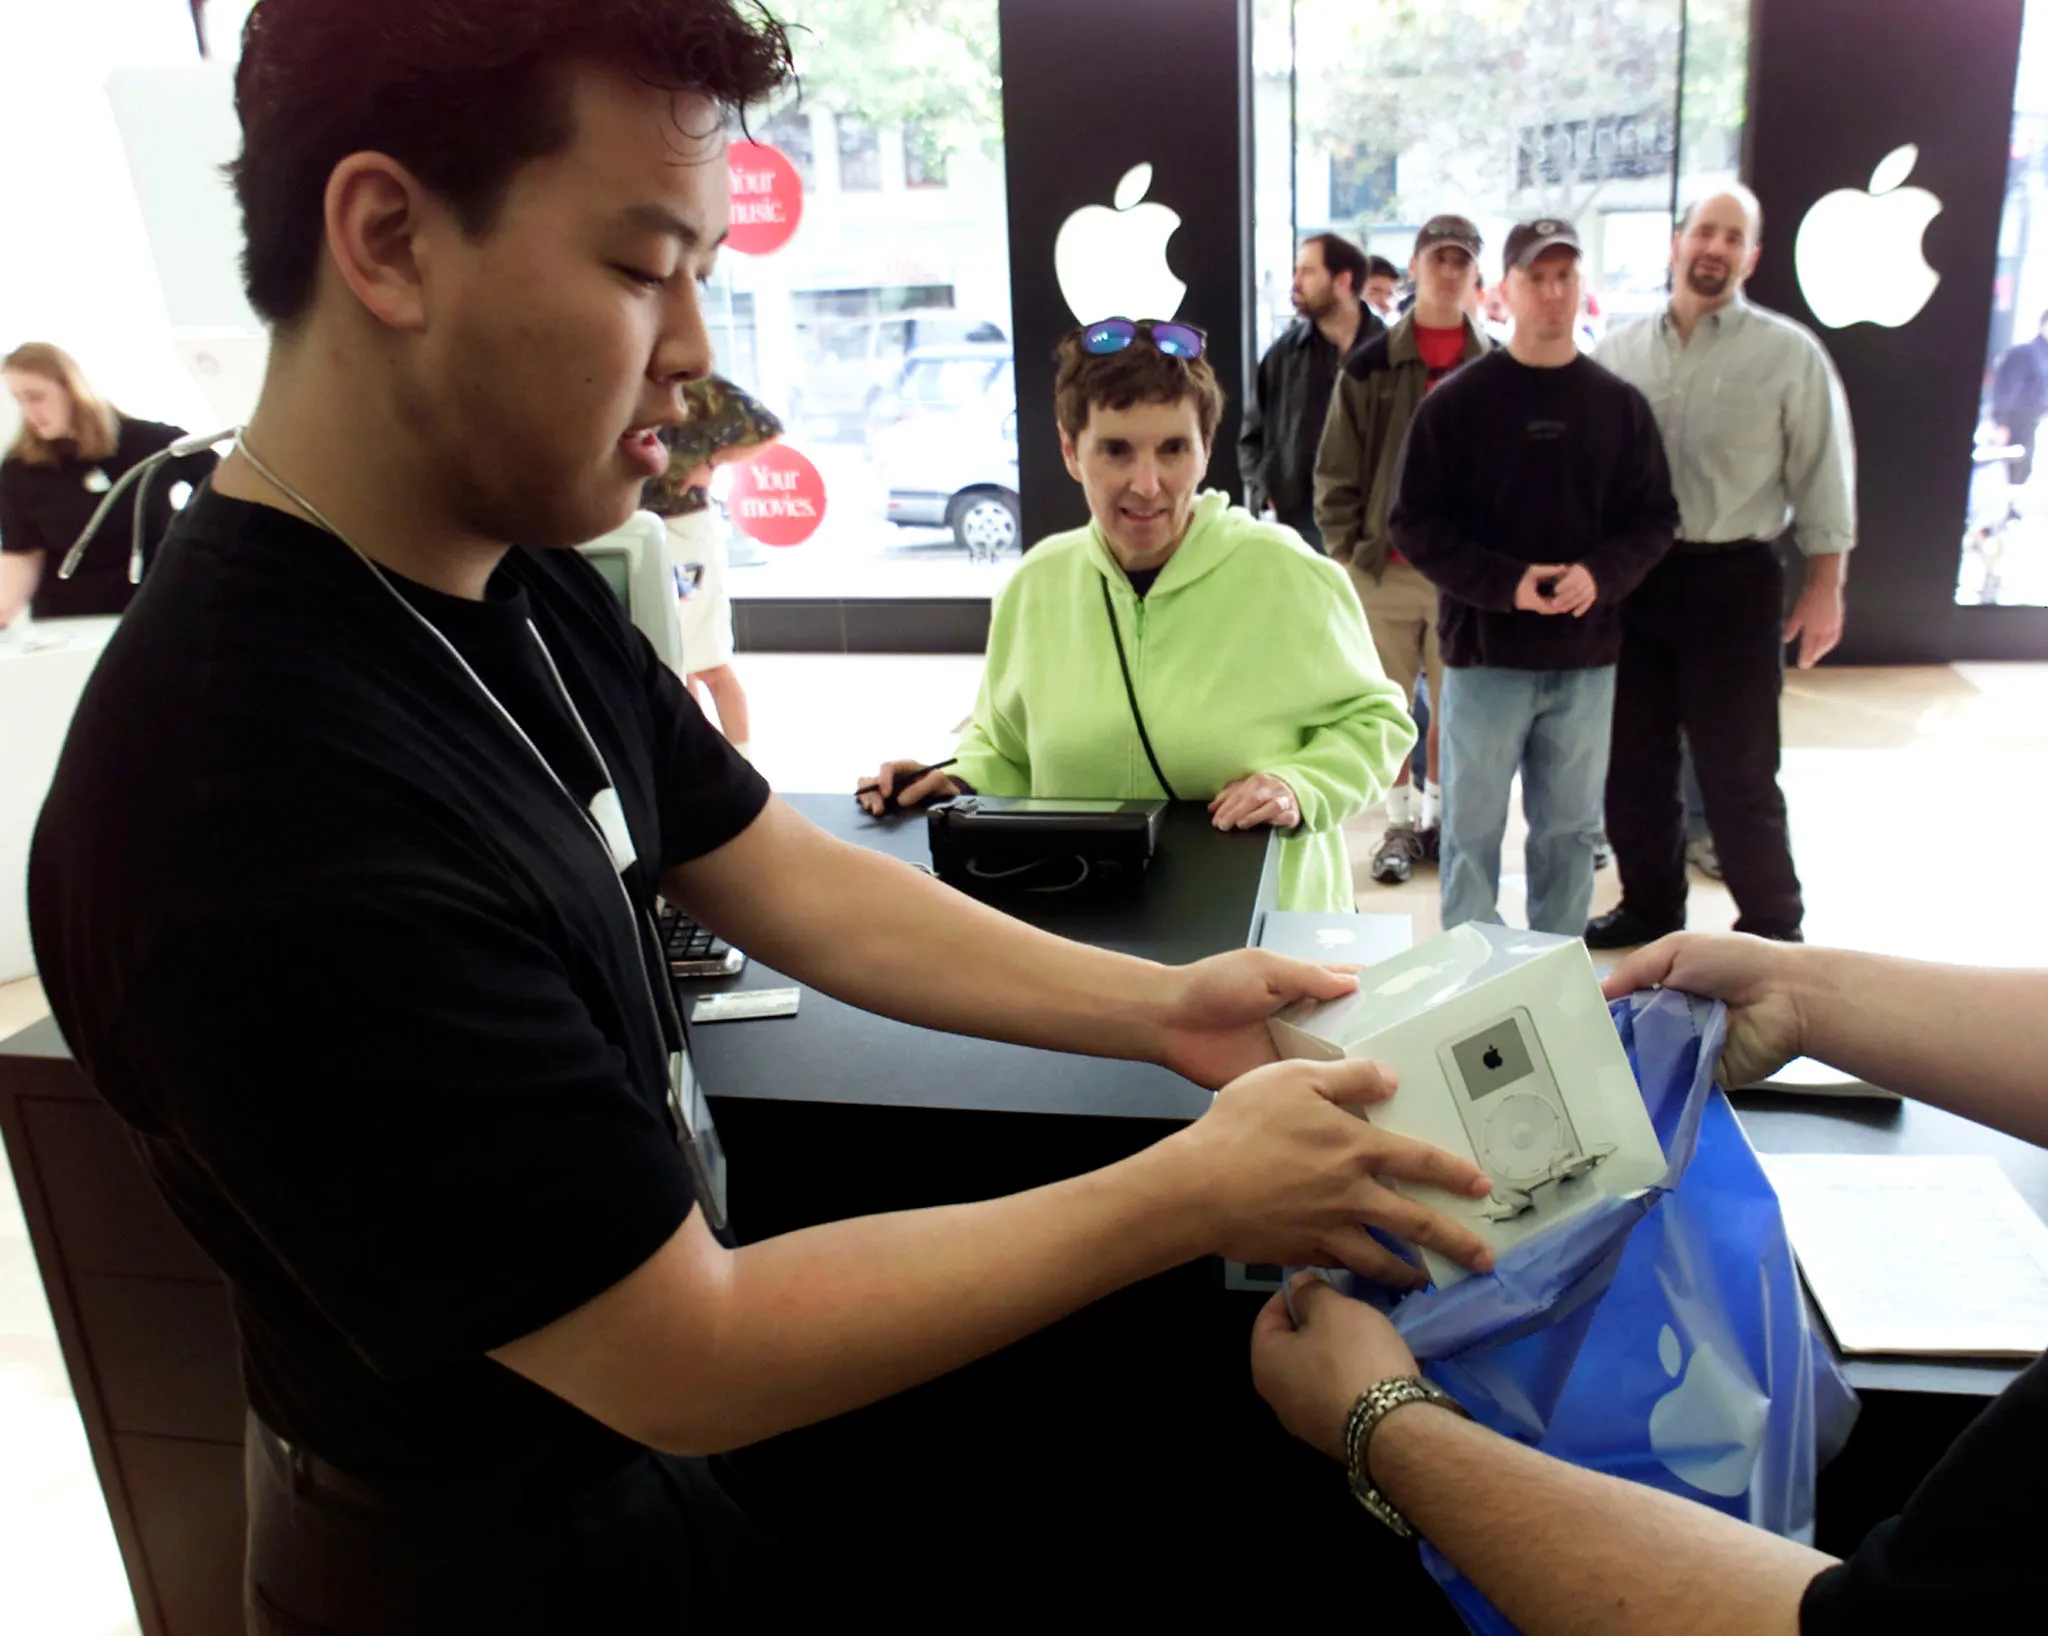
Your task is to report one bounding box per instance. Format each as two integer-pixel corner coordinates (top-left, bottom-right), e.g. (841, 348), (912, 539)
(1, 342), (218, 625)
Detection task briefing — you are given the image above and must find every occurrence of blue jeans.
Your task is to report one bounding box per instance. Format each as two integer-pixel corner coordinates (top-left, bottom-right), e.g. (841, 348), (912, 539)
(1679, 733), (1711, 844)
(1440, 665), (1616, 935)
(1412, 678), (1431, 786)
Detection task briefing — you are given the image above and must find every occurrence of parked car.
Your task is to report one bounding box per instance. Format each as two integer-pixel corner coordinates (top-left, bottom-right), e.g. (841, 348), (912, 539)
(876, 351), (1020, 560)
(791, 309), (1008, 437)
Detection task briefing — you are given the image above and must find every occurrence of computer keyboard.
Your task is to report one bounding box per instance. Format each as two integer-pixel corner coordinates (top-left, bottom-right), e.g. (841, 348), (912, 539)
(657, 903), (746, 979)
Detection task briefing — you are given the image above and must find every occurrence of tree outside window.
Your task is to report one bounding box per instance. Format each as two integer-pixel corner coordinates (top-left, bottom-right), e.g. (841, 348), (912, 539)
(905, 119), (951, 189)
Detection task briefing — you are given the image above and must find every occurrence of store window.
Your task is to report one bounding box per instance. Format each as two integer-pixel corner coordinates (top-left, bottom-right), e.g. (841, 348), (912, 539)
(1250, 0), (1749, 361)
(1963, 0), (2048, 606)
(1330, 147), (1398, 221)
(836, 116), (883, 191)
(758, 104), (816, 187)
(704, 0), (1016, 601)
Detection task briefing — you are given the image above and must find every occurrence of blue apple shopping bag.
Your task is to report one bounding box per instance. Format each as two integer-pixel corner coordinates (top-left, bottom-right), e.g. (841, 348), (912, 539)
(1321, 988), (1859, 1636)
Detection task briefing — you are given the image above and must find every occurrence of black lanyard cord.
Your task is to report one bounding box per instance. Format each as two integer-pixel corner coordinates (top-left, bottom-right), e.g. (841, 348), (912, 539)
(1099, 575), (1178, 802)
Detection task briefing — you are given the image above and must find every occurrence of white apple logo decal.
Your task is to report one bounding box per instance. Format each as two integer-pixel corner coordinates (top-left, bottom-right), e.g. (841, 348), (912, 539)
(1053, 163), (1187, 326)
(1647, 1322), (1770, 1498)
(1793, 144), (1944, 329)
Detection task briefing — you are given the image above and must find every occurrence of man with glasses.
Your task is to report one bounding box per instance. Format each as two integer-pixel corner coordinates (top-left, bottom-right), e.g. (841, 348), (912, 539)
(1316, 214), (1493, 885)
(1391, 219), (1677, 936)
(1587, 187), (1855, 949)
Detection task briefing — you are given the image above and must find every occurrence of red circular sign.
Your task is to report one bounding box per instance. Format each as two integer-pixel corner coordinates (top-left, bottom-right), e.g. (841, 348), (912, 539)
(726, 141), (802, 255)
(728, 445), (827, 547)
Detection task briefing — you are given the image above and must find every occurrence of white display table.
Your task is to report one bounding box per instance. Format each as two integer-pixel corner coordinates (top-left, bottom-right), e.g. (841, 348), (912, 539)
(0, 617), (119, 980)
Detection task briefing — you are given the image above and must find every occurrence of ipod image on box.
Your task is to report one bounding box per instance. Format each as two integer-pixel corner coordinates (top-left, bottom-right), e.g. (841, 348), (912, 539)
(1267, 924), (1666, 1286)
(1443, 1008), (1587, 1190)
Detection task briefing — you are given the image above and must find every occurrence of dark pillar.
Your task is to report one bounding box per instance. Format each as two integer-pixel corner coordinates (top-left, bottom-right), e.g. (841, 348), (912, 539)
(998, 0), (1252, 547)
(1742, 0), (2025, 662)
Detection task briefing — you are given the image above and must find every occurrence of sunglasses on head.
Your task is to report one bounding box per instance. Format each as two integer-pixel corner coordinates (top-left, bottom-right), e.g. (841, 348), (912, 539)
(1080, 317), (1207, 361)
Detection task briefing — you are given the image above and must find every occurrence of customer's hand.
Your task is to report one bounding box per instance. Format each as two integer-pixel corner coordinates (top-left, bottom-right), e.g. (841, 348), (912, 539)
(1513, 563), (1571, 613)
(1602, 932), (1808, 1091)
(1782, 579), (1845, 669)
(1252, 1272), (1421, 1460)
(1154, 948), (1357, 1088)
(1209, 773), (1302, 831)
(856, 761), (961, 816)
(1546, 563), (1598, 617)
(1170, 1058), (1496, 1286)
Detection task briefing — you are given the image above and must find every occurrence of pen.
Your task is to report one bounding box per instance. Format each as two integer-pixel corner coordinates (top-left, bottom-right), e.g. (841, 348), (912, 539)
(855, 758), (960, 811)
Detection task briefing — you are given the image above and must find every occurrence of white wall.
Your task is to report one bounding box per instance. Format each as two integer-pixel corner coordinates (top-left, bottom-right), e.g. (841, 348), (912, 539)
(0, 1), (253, 442)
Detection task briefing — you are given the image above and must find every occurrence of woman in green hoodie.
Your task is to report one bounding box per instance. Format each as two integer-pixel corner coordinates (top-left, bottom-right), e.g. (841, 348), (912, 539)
(860, 320), (1414, 912)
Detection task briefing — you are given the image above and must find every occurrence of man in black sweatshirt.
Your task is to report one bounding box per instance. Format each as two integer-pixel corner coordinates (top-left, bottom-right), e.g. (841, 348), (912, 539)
(1390, 219), (1677, 936)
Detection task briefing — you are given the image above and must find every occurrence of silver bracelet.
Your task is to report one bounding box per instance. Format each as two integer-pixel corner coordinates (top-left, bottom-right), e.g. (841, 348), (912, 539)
(1343, 1376), (1471, 1538)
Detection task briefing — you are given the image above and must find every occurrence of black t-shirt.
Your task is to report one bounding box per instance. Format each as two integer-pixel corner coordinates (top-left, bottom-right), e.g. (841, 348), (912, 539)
(0, 417), (218, 619)
(1801, 1352), (2046, 1629)
(1388, 351), (1677, 670)
(29, 489), (770, 1494)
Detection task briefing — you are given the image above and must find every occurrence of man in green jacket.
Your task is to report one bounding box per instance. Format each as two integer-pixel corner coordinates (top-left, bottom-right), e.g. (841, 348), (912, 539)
(864, 320), (1414, 912)
(1314, 215), (1493, 887)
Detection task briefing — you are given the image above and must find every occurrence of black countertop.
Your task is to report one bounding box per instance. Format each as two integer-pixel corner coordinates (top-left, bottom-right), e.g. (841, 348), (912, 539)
(684, 792), (1278, 1122)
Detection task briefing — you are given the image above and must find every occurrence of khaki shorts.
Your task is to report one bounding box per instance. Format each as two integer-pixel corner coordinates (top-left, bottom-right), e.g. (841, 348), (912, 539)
(1350, 558), (1441, 721)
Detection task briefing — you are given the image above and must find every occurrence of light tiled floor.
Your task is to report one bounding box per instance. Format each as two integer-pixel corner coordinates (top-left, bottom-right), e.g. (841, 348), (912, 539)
(4, 658), (2047, 1634)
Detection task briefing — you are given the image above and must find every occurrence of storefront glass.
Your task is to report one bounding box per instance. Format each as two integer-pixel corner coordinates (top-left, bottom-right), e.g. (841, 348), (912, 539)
(709, 0), (1022, 601)
(1962, 0), (2048, 606)
(1250, 0), (1750, 360)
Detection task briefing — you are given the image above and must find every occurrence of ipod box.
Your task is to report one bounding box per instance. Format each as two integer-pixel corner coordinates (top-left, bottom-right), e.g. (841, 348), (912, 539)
(1267, 923), (1665, 1287)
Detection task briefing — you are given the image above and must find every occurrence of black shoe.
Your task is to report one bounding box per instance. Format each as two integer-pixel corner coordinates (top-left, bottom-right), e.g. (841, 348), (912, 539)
(1738, 924), (1805, 943)
(1583, 906), (1684, 949)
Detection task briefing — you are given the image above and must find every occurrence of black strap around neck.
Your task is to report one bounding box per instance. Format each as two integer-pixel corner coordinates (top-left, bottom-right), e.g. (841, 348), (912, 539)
(1099, 576), (1177, 801)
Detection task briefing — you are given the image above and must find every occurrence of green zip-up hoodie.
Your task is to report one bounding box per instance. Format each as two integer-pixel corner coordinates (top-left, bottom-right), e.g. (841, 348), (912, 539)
(951, 490), (1415, 912)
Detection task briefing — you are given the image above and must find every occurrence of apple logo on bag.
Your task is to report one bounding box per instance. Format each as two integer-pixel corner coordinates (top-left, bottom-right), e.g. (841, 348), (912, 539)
(1054, 164), (1188, 326)
(1648, 1323), (1771, 1498)
(1794, 144), (1943, 329)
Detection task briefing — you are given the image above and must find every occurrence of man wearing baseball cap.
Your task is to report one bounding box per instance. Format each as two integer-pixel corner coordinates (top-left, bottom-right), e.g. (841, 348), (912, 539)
(1315, 213), (1493, 885)
(1390, 218), (1677, 935)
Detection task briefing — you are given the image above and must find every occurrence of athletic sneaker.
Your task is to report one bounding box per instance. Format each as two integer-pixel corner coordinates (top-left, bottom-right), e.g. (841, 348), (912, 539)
(1370, 822), (1428, 885)
(1685, 836), (1724, 879)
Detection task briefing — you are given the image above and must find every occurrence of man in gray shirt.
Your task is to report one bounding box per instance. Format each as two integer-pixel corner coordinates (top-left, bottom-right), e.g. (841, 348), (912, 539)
(1586, 187), (1855, 948)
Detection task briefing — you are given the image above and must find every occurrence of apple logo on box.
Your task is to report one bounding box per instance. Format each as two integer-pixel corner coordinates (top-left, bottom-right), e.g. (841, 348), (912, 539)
(1794, 144), (1943, 329)
(1054, 164), (1187, 326)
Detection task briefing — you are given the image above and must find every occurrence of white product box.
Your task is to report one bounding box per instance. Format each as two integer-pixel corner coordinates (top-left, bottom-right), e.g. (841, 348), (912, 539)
(1267, 923), (1665, 1287)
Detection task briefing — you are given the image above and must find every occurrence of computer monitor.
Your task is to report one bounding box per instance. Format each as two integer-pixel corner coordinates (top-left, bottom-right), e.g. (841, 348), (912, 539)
(575, 511), (685, 678)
